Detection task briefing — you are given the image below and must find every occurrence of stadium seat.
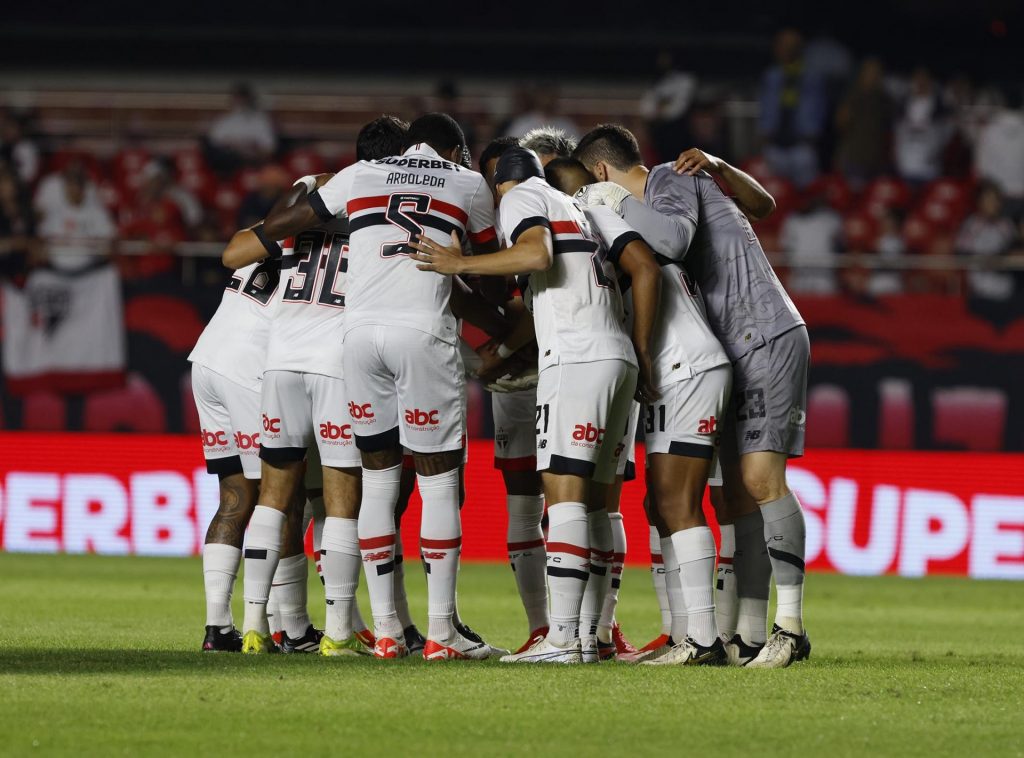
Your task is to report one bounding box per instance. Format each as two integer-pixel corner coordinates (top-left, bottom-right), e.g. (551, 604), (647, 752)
(878, 378), (914, 449)
(843, 213), (880, 251)
(806, 384), (850, 447)
(901, 213), (937, 253)
(124, 294), (205, 353)
(21, 392), (68, 431)
(812, 174), (855, 212)
(83, 373), (166, 433)
(862, 176), (912, 211)
(932, 387), (1007, 451)
(111, 147), (151, 192)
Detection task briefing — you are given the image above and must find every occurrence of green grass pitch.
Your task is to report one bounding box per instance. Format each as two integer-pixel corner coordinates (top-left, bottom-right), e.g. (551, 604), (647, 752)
(0, 554), (1021, 757)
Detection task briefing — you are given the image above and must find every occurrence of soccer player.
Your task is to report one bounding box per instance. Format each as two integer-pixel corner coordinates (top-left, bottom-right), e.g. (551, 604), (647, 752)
(254, 113), (501, 660)
(520, 127), (577, 166)
(475, 136), (550, 652)
(411, 148), (641, 664)
(549, 156), (732, 665)
(188, 249), (283, 651)
(573, 126), (811, 668)
(221, 116), (412, 656)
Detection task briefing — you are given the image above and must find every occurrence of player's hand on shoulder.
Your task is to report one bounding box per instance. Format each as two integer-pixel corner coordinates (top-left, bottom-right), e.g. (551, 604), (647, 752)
(411, 231), (465, 275)
(573, 182), (632, 214)
(674, 148), (723, 176)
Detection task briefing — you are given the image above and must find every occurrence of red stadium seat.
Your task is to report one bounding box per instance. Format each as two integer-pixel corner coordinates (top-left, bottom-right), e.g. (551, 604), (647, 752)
(806, 384), (850, 447)
(932, 387), (1007, 451)
(21, 392), (67, 431)
(902, 213), (937, 253)
(862, 176), (912, 211)
(83, 373), (166, 433)
(843, 213), (880, 251)
(124, 294), (205, 352)
(811, 174), (855, 212)
(740, 156), (772, 182)
(111, 147), (151, 192)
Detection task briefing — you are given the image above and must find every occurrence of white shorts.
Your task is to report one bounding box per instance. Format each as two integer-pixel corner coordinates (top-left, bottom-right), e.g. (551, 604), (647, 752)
(191, 363), (263, 479)
(644, 364), (731, 465)
(492, 388), (538, 472)
(259, 370), (361, 469)
(343, 325), (465, 454)
(615, 400), (641, 480)
(536, 359), (638, 485)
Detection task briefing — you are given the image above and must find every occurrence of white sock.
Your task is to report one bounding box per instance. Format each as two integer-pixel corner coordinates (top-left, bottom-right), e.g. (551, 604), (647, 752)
(545, 502), (590, 647)
(736, 597), (769, 645)
(650, 526), (670, 636)
(273, 554), (311, 639)
(580, 510), (613, 640)
(418, 469), (462, 643)
(202, 543), (240, 629)
(597, 512), (626, 641)
(322, 516), (361, 641)
(661, 537), (687, 644)
(671, 526), (718, 647)
(392, 532), (413, 630)
(266, 587), (282, 635)
(506, 494), (548, 633)
(242, 506), (286, 635)
(358, 465), (402, 641)
(776, 584), (805, 632)
(716, 524), (737, 640)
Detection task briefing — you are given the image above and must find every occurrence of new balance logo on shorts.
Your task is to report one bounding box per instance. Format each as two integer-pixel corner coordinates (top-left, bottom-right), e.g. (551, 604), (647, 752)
(348, 401), (374, 422)
(404, 408), (440, 428)
(319, 422), (353, 440)
(201, 429), (228, 448)
(698, 416), (717, 435)
(745, 429), (762, 442)
(571, 423), (605, 448)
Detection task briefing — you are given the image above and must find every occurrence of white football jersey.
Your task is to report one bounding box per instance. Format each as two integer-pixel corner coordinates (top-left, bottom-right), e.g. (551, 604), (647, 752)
(188, 258), (281, 391)
(498, 177), (635, 371)
(311, 144), (497, 344)
(263, 217), (349, 379)
(585, 205), (729, 386)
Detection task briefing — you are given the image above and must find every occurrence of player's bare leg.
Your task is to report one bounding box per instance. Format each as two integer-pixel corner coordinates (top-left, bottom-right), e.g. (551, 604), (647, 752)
(738, 450), (810, 668)
(503, 468), (548, 650)
(202, 472), (258, 651)
(240, 459), (304, 651)
(641, 453), (725, 666)
(319, 465), (370, 656)
(501, 472), (588, 664)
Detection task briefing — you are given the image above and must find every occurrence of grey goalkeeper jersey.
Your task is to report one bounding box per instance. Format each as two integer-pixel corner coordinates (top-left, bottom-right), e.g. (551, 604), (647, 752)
(621, 163), (803, 362)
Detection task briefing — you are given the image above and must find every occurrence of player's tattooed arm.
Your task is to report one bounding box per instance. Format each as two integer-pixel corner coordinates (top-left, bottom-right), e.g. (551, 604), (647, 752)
(615, 239), (662, 402)
(673, 149), (776, 220)
(411, 227), (552, 276)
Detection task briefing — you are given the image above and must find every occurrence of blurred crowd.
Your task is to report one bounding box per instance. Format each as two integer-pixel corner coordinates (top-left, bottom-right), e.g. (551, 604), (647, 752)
(1, 39), (1023, 305)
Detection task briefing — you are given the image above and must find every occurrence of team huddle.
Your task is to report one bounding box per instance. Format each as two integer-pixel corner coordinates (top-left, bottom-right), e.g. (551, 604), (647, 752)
(188, 112), (812, 667)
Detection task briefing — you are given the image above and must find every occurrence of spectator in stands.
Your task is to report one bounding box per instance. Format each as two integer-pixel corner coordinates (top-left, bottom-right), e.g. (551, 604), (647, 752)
(34, 158), (100, 219)
(758, 28), (827, 187)
(835, 57), (893, 186)
(236, 164), (289, 230)
(781, 191), (843, 294)
(503, 85), (579, 140)
(641, 50), (698, 163)
(974, 86), (1024, 220)
(0, 110), (40, 186)
(0, 166), (36, 280)
(206, 83), (276, 173)
(956, 182), (1017, 301)
(119, 160), (191, 279)
(893, 67), (950, 186)
(36, 162), (116, 272)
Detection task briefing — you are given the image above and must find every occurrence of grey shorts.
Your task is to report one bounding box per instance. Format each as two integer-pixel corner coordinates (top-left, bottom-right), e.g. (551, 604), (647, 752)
(720, 325), (809, 461)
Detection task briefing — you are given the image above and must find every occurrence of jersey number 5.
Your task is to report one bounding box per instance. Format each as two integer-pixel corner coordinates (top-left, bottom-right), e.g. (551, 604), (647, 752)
(382, 193), (431, 258)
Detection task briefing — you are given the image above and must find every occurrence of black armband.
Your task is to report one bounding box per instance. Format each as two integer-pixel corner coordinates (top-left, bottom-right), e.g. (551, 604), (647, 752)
(253, 224), (283, 260)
